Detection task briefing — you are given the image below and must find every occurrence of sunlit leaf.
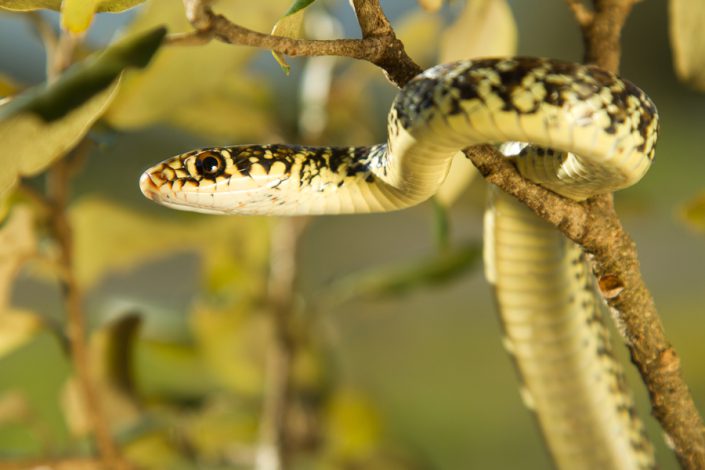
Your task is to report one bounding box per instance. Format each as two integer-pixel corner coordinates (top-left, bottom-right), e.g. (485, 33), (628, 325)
(123, 431), (192, 469)
(270, 0), (318, 73)
(185, 395), (258, 460)
(191, 303), (268, 396)
(0, 74), (21, 98)
(135, 340), (213, 401)
(681, 191), (705, 232)
(395, 9), (443, 68)
(0, 390), (30, 424)
(167, 77), (272, 141)
(0, 309), (42, 359)
(70, 198), (269, 290)
(324, 242), (482, 304)
(0, 0), (145, 13)
(418, 0), (443, 12)
(440, 0), (517, 62)
(669, 0), (705, 91)
(60, 0), (99, 34)
(104, 0), (279, 137)
(324, 389), (382, 458)
(0, 205), (37, 310)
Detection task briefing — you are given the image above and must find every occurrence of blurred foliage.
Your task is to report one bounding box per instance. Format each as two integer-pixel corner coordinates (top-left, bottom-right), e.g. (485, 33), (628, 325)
(669, 0), (705, 91)
(0, 0), (702, 469)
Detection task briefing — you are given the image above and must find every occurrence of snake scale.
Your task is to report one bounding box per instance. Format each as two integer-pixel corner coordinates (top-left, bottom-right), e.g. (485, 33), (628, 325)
(140, 58), (659, 469)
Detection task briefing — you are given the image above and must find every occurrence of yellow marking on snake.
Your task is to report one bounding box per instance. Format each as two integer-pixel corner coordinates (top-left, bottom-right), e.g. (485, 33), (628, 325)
(140, 58), (659, 469)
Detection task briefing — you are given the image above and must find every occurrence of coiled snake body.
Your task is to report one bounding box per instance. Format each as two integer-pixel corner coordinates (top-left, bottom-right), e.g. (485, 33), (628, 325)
(140, 58), (659, 469)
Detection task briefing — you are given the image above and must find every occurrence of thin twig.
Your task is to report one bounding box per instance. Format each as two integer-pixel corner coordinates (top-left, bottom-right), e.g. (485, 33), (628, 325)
(47, 143), (123, 469)
(563, 0), (594, 27)
(256, 218), (308, 470)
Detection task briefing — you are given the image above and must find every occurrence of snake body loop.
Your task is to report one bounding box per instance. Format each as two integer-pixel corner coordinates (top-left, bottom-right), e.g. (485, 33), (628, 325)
(140, 58), (659, 469)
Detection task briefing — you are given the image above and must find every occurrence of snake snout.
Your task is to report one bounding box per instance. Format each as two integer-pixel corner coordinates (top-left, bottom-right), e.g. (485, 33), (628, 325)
(139, 171), (161, 200)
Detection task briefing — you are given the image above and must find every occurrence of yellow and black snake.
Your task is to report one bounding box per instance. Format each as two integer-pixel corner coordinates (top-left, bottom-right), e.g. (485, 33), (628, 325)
(140, 58), (659, 469)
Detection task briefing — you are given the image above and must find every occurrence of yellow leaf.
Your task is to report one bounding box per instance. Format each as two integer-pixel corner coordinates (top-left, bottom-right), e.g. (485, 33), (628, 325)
(0, 0), (144, 12)
(167, 78), (273, 141)
(324, 389), (382, 458)
(184, 396), (258, 459)
(418, 0), (443, 12)
(670, 0), (705, 91)
(0, 81), (118, 197)
(0, 74), (21, 98)
(0, 309), (42, 358)
(191, 303), (268, 396)
(0, 205), (37, 310)
(0, 390), (30, 424)
(60, 0), (99, 34)
(271, 8), (306, 73)
(395, 9), (443, 69)
(440, 0), (517, 62)
(69, 198), (269, 289)
(123, 432), (190, 469)
(104, 0), (284, 136)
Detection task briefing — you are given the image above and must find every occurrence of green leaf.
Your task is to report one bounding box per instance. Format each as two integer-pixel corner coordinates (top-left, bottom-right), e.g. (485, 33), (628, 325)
(0, 26), (166, 122)
(0, 0), (145, 13)
(270, 0), (318, 74)
(0, 27), (165, 197)
(324, 242), (482, 304)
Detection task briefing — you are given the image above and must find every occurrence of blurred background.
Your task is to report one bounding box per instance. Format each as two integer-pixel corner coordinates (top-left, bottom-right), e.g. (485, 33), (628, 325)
(0, 0), (704, 468)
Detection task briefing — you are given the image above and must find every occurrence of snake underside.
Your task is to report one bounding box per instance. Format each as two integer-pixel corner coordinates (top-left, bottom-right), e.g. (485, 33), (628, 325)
(140, 58), (659, 469)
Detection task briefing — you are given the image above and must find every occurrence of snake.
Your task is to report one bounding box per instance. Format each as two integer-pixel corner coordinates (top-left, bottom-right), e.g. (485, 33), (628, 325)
(139, 57), (659, 469)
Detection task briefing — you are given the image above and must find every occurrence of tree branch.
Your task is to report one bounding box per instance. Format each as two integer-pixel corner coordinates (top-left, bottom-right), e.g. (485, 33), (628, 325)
(171, 0), (421, 88)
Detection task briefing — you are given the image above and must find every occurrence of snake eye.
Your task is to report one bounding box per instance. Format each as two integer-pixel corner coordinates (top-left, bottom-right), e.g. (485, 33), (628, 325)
(195, 152), (225, 178)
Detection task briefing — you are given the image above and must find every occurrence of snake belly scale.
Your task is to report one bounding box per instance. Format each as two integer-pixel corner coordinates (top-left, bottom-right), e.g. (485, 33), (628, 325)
(140, 58), (659, 469)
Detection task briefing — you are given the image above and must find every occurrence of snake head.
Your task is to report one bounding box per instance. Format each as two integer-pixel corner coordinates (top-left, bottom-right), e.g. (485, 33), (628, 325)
(139, 146), (296, 215)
